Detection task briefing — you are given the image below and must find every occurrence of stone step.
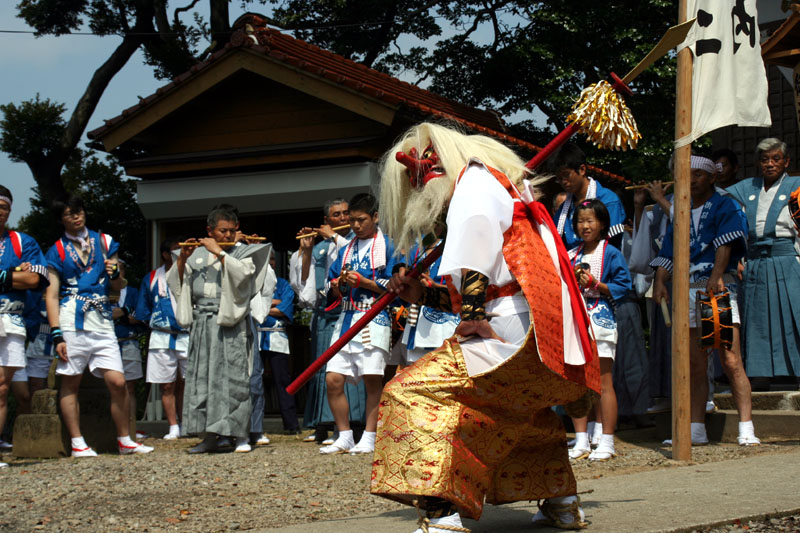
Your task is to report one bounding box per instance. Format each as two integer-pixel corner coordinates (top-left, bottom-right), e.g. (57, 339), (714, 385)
(713, 390), (800, 411)
(654, 408), (800, 442)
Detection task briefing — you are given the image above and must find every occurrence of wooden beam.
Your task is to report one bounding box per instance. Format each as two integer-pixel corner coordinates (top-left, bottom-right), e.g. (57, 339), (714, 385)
(123, 146), (370, 177)
(672, 0), (692, 463)
(761, 12), (800, 57)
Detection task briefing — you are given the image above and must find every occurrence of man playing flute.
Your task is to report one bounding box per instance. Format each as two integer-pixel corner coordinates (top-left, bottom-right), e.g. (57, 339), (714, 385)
(168, 205), (270, 453)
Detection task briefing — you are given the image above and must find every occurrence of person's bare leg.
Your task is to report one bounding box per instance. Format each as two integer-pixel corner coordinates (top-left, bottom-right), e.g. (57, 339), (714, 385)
(598, 357), (617, 435)
(362, 375), (384, 433)
(689, 329), (709, 424)
(126, 381), (137, 436)
(325, 372), (350, 432)
(102, 370), (130, 437)
(161, 381), (178, 426)
(11, 380), (31, 415)
(59, 374), (84, 439)
(720, 327), (752, 421)
(571, 416), (588, 433)
(0, 368), (17, 434)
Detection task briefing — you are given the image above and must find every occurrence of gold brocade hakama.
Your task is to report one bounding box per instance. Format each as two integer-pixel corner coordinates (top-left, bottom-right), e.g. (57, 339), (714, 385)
(371, 165), (600, 520)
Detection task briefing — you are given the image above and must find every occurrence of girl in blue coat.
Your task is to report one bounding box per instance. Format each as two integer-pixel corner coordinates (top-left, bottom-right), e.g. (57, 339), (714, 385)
(568, 199), (632, 462)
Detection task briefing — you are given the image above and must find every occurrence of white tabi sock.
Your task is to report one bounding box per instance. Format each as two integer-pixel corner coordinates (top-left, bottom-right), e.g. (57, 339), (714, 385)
(71, 437), (88, 449)
(572, 432), (590, 450)
(168, 424), (180, 435)
(338, 430), (354, 443)
(356, 431), (376, 447)
(738, 420), (755, 438)
(597, 434), (615, 453)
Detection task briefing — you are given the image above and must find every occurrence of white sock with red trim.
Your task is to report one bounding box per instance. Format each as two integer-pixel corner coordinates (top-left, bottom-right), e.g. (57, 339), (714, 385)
(117, 435), (136, 447)
(71, 437), (88, 450)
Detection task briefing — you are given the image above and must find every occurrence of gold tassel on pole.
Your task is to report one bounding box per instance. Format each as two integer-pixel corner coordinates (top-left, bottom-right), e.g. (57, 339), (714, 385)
(567, 80), (641, 151)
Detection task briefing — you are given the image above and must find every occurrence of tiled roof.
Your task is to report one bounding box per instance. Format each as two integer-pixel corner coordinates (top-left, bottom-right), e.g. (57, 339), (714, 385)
(88, 13), (628, 185)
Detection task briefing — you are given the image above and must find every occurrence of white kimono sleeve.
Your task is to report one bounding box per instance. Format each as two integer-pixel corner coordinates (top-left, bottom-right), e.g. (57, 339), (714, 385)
(438, 162), (514, 287)
(166, 259), (194, 329)
(218, 245), (271, 327)
(251, 265), (277, 324)
(289, 250), (317, 308)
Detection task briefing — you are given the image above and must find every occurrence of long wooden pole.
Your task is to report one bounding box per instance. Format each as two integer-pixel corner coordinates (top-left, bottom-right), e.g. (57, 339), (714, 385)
(672, 0), (692, 462)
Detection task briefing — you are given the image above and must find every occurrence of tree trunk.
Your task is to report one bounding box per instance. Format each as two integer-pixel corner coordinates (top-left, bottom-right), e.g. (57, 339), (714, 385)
(209, 0), (231, 52)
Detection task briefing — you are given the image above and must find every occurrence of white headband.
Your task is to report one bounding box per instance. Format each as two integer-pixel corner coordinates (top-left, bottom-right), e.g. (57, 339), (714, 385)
(690, 155), (722, 174)
(0, 196), (11, 207)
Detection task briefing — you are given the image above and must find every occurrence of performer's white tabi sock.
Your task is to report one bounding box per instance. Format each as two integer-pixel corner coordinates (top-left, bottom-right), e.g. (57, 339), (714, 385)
(531, 495), (585, 526)
(412, 512), (465, 533)
(71, 437), (88, 450)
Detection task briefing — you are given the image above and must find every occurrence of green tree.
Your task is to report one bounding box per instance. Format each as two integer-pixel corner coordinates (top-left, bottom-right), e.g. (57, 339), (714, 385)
(266, 0), (679, 180)
(3, 0), (234, 207)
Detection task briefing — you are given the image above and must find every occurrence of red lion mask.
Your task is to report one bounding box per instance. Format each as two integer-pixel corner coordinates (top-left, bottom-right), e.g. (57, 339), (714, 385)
(395, 144), (445, 189)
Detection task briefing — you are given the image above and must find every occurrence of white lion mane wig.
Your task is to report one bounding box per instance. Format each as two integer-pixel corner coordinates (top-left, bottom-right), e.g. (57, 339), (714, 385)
(379, 122), (548, 252)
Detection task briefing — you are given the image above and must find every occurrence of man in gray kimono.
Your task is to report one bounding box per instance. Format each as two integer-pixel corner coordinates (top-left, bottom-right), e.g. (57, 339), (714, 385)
(168, 205), (270, 453)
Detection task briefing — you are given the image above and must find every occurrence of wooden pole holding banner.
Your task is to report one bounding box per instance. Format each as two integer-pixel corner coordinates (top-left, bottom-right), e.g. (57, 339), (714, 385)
(672, 0), (693, 462)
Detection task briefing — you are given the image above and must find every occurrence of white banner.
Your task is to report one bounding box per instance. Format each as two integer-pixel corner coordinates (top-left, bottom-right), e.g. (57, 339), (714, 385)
(676, 0), (772, 147)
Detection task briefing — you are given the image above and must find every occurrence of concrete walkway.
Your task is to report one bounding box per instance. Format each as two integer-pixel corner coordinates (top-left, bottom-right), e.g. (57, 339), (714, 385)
(270, 447), (800, 532)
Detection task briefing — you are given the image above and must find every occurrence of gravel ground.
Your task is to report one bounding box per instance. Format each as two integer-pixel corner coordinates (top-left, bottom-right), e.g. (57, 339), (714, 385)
(0, 427), (796, 532)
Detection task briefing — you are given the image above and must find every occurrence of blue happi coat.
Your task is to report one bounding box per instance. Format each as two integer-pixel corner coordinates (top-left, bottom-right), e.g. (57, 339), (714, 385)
(23, 291), (52, 358)
(0, 231), (47, 338)
(135, 265), (189, 352)
(401, 243), (459, 351)
(328, 230), (398, 352)
(651, 191), (747, 281)
(45, 230), (119, 333)
(258, 277), (295, 354)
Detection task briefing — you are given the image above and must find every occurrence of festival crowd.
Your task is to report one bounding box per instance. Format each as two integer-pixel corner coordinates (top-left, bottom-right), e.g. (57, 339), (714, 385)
(0, 130), (798, 530)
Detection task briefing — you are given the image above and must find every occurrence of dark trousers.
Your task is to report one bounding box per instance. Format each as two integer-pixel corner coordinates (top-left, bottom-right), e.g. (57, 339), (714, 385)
(261, 350), (299, 431)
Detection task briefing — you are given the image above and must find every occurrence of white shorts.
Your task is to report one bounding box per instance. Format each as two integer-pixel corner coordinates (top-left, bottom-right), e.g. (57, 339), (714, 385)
(597, 340), (616, 360)
(327, 344), (387, 384)
(56, 331), (124, 378)
(689, 277), (740, 329)
(11, 367), (26, 382)
(123, 360), (143, 381)
(0, 334), (26, 369)
(146, 349), (187, 383)
(26, 357), (52, 379)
